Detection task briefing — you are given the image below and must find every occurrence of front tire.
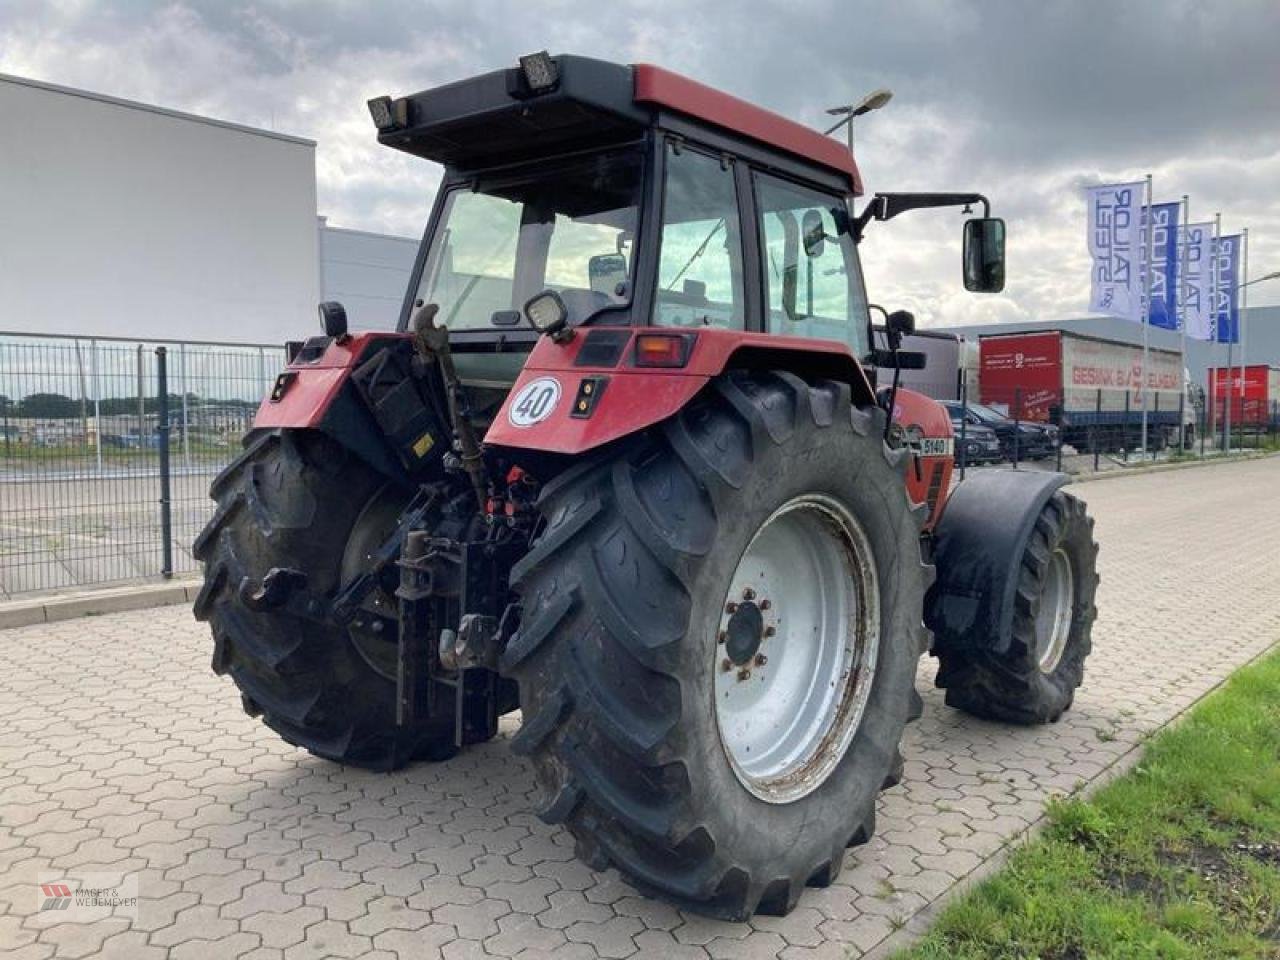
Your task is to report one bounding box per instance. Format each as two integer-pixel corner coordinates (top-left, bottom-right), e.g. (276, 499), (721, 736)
(501, 372), (932, 919)
(934, 490), (1098, 724)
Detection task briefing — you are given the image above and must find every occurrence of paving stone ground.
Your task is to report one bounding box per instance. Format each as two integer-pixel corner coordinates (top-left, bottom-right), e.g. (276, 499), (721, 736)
(3, 457), (1278, 960)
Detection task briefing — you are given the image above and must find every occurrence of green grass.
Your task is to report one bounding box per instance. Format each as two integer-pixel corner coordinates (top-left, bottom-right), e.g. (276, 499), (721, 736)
(894, 648), (1280, 960)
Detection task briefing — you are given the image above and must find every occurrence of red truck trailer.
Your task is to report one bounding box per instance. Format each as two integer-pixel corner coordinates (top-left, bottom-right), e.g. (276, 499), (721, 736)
(1210, 364), (1280, 429)
(979, 330), (1196, 451)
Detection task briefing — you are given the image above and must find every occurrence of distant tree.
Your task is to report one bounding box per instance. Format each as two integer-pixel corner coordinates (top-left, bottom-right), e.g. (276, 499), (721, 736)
(18, 392), (78, 419)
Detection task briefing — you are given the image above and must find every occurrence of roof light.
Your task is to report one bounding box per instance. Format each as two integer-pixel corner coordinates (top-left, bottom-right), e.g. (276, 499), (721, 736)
(367, 96), (394, 130)
(367, 96), (407, 132)
(519, 51), (559, 93)
(634, 333), (693, 368)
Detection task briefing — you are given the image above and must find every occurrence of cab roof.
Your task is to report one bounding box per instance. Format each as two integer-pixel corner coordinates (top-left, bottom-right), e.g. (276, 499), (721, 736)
(376, 54), (862, 194)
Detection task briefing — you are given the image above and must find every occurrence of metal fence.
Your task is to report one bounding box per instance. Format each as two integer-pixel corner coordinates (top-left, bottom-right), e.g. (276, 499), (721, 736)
(0, 333), (285, 597)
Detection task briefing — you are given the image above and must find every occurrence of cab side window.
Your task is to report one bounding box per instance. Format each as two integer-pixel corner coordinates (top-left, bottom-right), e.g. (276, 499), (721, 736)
(755, 173), (869, 354)
(653, 145), (745, 329)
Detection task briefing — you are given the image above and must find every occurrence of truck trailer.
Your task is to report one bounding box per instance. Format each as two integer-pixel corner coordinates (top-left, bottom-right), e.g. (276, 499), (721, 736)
(979, 330), (1196, 451)
(1209, 364), (1280, 430)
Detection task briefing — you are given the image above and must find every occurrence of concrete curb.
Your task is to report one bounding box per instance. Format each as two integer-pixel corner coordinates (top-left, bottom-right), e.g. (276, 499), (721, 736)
(862, 636), (1280, 959)
(0, 579), (200, 629)
(1068, 449), (1278, 484)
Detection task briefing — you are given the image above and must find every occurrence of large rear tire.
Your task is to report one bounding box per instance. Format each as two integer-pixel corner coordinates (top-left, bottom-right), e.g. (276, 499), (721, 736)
(934, 490), (1098, 724)
(501, 372), (932, 919)
(193, 429), (461, 770)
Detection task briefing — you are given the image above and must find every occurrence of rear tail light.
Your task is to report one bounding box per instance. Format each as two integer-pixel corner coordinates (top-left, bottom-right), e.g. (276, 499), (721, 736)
(634, 333), (694, 368)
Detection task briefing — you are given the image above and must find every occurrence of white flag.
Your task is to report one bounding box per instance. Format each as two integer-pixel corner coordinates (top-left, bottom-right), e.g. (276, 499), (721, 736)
(1086, 182), (1145, 322)
(1179, 222), (1215, 340)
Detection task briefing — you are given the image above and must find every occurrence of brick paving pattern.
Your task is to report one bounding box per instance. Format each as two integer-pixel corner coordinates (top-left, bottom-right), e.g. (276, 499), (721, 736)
(3, 458), (1278, 959)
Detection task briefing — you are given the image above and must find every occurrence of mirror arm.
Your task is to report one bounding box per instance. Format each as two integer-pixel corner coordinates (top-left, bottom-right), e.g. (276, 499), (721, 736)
(853, 192), (992, 242)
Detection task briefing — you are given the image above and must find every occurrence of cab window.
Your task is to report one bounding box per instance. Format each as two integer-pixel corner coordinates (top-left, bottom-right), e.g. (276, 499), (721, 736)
(755, 173), (869, 354)
(653, 145), (745, 329)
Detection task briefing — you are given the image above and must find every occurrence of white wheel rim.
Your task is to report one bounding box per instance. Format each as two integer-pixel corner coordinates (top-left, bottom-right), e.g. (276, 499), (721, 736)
(713, 495), (880, 804)
(1035, 548), (1074, 673)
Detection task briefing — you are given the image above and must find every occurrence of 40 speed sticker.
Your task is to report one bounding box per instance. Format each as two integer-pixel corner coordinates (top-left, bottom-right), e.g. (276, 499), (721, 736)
(508, 377), (562, 427)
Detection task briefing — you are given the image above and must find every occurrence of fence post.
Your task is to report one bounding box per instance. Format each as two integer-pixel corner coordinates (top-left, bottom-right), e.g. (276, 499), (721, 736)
(1152, 392), (1160, 461)
(1122, 391), (1130, 462)
(91, 339), (103, 474)
(1012, 387), (1021, 470)
(1177, 389), (1185, 457)
(1093, 388), (1101, 472)
(180, 343), (191, 470)
(156, 348), (173, 579)
(136, 344), (146, 444)
(1203, 388), (1210, 456)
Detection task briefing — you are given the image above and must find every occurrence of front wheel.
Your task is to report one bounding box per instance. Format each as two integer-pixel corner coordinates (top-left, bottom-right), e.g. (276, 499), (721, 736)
(934, 490), (1098, 724)
(501, 372), (932, 919)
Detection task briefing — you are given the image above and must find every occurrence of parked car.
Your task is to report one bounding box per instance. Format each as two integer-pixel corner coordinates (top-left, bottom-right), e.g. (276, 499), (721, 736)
(944, 415), (1004, 464)
(943, 401), (1058, 461)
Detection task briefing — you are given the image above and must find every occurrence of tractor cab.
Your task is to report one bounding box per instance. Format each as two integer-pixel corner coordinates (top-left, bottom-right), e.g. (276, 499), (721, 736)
(373, 54), (874, 381)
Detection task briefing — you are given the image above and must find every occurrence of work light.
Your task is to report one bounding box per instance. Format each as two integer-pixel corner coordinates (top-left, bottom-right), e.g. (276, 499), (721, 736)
(519, 51), (559, 93)
(524, 290), (570, 341)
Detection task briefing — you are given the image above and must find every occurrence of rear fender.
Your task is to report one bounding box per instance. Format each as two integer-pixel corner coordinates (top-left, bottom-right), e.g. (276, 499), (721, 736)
(925, 469), (1069, 655)
(483, 327), (876, 456)
(252, 332), (419, 481)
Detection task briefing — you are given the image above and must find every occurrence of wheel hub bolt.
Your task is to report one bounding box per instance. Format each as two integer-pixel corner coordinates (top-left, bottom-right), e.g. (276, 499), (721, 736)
(754, 653), (767, 666)
(742, 587), (756, 601)
(736, 668), (751, 682)
(764, 625), (776, 638)
(760, 599), (771, 610)
(725, 601), (738, 615)
(721, 658), (732, 672)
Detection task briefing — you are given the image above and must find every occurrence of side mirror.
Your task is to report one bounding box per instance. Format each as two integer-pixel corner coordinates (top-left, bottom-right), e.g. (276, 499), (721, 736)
(802, 209), (826, 258)
(318, 301), (348, 339)
(588, 253), (628, 295)
(886, 309), (915, 340)
(963, 218), (1006, 292)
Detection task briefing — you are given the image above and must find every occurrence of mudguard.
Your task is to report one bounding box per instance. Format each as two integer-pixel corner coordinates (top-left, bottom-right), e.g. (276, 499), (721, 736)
(484, 326), (875, 455)
(925, 469), (1069, 655)
(252, 332), (428, 483)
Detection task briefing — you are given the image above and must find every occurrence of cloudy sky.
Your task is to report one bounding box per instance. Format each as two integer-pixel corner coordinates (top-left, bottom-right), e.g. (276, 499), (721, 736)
(3, 0), (1278, 327)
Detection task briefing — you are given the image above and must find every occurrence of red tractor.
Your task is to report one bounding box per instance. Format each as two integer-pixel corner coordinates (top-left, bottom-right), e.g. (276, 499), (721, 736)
(195, 53), (1097, 920)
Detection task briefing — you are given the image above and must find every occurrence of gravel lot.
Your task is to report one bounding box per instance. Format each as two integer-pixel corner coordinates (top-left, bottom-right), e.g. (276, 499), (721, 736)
(3, 457), (1278, 960)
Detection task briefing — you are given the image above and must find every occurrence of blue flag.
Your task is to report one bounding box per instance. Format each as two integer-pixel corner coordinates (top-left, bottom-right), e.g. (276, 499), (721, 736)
(1142, 202), (1180, 329)
(1213, 234), (1241, 344)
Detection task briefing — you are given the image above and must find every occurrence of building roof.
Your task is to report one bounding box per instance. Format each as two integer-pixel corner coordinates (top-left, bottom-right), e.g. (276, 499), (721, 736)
(0, 72), (315, 148)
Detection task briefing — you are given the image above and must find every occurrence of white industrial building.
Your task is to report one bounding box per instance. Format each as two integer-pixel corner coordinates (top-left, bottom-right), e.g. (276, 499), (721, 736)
(0, 72), (418, 346)
(317, 219), (418, 334)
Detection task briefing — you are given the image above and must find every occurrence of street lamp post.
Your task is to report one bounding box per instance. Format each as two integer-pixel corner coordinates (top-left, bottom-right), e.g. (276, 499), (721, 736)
(825, 88), (894, 153)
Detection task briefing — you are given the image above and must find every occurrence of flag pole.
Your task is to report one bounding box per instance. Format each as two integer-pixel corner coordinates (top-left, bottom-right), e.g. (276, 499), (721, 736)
(1216, 212), (1230, 451)
(1239, 228), (1249, 420)
(1141, 174), (1153, 455)
(1179, 194), (1190, 453)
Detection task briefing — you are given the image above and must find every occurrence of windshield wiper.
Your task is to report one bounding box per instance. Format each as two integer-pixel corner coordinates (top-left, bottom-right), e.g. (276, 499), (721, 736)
(663, 218), (724, 292)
